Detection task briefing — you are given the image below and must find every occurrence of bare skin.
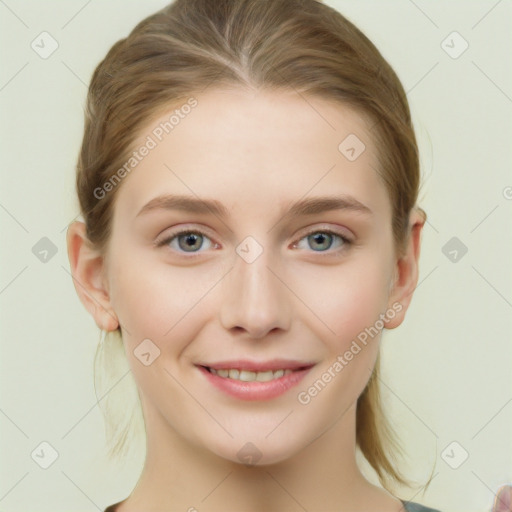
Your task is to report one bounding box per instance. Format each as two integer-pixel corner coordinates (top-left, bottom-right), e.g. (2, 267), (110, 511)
(67, 87), (425, 511)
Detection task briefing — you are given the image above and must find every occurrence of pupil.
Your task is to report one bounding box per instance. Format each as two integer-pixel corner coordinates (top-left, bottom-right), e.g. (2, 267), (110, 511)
(310, 233), (331, 250)
(180, 233), (201, 251)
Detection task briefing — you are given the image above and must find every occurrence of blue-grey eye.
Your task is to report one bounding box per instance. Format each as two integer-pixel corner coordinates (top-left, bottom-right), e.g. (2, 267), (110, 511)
(295, 230), (349, 253)
(159, 230), (215, 253)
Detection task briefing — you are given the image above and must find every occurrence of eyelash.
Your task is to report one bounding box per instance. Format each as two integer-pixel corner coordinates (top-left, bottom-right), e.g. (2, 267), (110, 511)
(155, 226), (353, 259)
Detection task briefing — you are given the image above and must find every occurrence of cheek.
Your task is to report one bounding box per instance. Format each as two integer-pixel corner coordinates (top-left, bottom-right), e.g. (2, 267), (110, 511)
(110, 263), (170, 337)
(290, 256), (392, 350)
(108, 250), (221, 349)
(294, 262), (389, 412)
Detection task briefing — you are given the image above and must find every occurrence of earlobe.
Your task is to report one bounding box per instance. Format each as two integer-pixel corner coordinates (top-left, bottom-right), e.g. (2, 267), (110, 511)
(385, 208), (426, 330)
(66, 221), (119, 332)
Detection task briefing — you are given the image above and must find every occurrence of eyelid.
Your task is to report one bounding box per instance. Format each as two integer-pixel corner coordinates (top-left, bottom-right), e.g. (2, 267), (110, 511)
(154, 224), (217, 246)
(295, 223), (353, 242)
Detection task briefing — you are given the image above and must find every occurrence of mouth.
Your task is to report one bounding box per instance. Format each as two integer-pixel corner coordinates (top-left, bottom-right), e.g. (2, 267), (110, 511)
(196, 360), (315, 401)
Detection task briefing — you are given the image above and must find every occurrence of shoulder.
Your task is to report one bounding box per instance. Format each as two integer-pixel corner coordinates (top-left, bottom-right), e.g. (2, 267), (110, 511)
(103, 503), (121, 512)
(402, 500), (443, 512)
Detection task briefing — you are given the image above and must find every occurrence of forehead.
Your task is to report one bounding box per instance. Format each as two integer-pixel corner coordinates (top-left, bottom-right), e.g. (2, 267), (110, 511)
(113, 87), (391, 224)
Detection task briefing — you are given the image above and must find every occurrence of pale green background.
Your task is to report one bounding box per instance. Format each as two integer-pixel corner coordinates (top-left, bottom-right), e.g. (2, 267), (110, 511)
(0, 1), (511, 511)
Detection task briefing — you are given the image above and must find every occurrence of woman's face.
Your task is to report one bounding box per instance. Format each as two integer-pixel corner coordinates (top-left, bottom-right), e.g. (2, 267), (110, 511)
(101, 88), (407, 465)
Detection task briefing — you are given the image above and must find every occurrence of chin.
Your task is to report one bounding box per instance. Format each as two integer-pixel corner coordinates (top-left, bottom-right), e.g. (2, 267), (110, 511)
(204, 432), (305, 468)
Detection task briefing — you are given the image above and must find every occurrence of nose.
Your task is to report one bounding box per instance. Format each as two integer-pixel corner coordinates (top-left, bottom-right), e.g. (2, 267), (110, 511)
(219, 243), (291, 339)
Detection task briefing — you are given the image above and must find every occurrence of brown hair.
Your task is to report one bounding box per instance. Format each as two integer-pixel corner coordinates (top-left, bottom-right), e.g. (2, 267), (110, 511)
(76, 0), (427, 491)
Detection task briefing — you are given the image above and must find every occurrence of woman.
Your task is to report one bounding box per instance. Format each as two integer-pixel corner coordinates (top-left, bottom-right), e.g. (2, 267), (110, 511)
(67, 0), (453, 510)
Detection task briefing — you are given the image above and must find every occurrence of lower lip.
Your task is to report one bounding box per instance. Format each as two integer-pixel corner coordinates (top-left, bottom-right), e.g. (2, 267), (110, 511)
(197, 365), (313, 401)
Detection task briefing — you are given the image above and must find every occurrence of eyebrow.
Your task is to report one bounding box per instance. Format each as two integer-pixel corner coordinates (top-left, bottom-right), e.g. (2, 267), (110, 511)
(135, 194), (373, 219)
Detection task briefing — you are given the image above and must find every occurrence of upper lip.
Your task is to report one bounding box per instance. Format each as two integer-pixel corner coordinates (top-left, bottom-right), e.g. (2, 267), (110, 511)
(198, 359), (316, 372)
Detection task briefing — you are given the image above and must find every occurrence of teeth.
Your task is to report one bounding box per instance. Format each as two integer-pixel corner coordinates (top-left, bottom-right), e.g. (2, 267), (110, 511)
(240, 370), (257, 381)
(209, 367), (294, 381)
(256, 370), (274, 382)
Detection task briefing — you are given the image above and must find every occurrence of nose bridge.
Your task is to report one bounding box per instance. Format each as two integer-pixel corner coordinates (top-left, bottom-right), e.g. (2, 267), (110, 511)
(220, 235), (291, 338)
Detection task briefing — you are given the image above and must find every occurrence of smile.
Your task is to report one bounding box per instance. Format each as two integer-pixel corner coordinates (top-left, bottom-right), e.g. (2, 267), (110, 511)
(197, 363), (315, 401)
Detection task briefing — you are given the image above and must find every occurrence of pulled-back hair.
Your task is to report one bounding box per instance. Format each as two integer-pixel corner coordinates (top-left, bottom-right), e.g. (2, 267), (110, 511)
(76, 0), (427, 491)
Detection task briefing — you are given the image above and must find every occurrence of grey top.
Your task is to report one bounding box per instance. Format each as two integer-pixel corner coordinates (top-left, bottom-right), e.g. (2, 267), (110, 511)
(402, 501), (442, 512)
(104, 499), (442, 511)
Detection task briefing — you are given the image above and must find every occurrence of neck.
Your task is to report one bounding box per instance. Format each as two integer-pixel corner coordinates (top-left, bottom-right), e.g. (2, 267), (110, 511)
(118, 400), (401, 512)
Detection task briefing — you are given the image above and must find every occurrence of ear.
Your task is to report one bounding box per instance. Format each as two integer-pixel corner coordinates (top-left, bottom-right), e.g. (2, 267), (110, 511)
(385, 208), (426, 329)
(66, 221), (119, 332)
